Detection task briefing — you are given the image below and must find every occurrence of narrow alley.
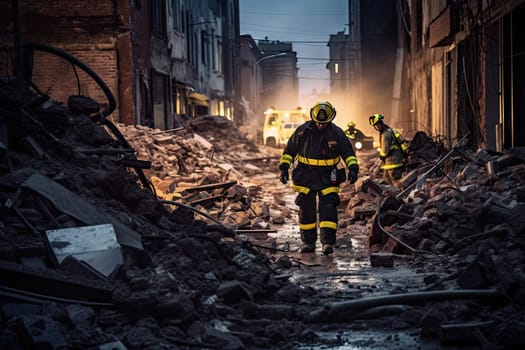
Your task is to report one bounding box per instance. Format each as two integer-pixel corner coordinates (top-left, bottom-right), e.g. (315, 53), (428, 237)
(1, 1), (525, 349)
(1, 83), (523, 348)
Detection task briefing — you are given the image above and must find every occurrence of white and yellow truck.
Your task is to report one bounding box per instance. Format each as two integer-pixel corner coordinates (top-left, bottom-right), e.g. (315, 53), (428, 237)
(262, 107), (308, 147)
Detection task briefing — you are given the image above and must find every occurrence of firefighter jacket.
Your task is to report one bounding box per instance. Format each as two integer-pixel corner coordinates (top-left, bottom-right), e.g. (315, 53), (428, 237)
(345, 127), (366, 141)
(279, 121), (359, 195)
(379, 127), (406, 170)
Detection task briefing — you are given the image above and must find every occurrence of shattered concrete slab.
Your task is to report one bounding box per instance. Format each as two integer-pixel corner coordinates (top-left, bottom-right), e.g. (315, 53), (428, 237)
(45, 224), (123, 277)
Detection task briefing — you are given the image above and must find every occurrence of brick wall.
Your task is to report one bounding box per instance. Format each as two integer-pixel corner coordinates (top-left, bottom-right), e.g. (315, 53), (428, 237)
(20, 0), (124, 121)
(30, 48), (118, 116)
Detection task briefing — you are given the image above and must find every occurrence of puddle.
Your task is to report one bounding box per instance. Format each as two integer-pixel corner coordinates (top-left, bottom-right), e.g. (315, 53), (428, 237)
(297, 329), (426, 349)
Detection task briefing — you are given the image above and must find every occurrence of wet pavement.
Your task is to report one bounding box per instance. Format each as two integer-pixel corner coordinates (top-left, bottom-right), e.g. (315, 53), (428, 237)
(1, 101), (523, 349)
(248, 171), (433, 349)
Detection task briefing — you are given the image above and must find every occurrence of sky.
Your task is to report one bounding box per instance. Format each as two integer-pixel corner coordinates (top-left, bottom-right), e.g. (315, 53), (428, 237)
(239, 0), (348, 106)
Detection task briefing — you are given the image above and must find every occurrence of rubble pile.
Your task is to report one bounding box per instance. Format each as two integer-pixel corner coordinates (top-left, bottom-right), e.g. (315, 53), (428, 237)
(116, 116), (281, 231)
(0, 84), (314, 350)
(1, 76), (525, 349)
(375, 149), (525, 257)
(119, 115), (276, 184)
(343, 142), (525, 347)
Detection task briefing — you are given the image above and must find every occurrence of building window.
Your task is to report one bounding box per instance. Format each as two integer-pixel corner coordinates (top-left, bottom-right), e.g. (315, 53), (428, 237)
(134, 72), (143, 126)
(171, 0), (180, 31)
(211, 29), (216, 70)
(152, 71), (169, 129)
(182, 7), (186, 33)
(334, 63), (339, 74)
(201, 30), (208, 65)
(151, 0), (166, 37)
(185, 11), (191, 63)
(216, 39), (223, 74)
(194, 32), (198, 70)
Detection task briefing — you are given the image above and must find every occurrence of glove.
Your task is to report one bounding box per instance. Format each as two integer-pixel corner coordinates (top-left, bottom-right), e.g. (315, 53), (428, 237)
(279, 169), (289, 184)
(347, 169), (358, 184)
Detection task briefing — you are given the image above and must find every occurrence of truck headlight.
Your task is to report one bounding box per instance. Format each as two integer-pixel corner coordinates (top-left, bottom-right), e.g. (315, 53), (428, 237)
(355, 141), (363, 150)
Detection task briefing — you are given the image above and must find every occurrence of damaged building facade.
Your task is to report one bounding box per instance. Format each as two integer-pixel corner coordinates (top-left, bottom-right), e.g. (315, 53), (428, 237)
(328, 0), (524, 151)
(407, 0), (525, 151)
(1, 0), (241, 129)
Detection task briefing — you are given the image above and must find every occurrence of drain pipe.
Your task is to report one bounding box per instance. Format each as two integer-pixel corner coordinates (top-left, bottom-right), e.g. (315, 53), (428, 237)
(307, 289), (504, 323)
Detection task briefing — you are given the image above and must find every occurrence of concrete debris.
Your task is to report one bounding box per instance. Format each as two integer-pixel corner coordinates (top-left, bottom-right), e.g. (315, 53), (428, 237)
(0, 80), (306, 349)
(1, 77), (525, 349)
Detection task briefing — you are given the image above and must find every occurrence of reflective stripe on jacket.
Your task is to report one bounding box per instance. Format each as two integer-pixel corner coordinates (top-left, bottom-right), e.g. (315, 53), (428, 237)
(279, 121), (358, 192)
(379, 128), (405, 170)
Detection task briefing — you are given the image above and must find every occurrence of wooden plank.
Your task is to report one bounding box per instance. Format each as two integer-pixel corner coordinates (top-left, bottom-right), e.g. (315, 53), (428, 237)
(187, 194), (224, 206)
(235, 229), (277, 234)
(183, 180), (237, 193)
(74, 147), (134, 155)
(235, 231), (268, 240)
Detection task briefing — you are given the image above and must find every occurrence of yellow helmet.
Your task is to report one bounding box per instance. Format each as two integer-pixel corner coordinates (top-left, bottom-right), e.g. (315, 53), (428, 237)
(310, 101), (336, 123)
(347, 121), (356, 128)
(369, 113), (384, 126)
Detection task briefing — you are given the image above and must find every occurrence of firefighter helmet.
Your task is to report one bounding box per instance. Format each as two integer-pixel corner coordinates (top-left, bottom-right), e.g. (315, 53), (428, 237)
(310, 101), (336, 123)
(369, 113), (384, 126)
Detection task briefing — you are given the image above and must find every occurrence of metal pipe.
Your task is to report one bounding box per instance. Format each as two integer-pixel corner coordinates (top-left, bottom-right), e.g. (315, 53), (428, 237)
(307, 289), (504, 323)
(159, 199), (225, 227)
(395, 147), (457, 199)
(22, 43), (116, 120)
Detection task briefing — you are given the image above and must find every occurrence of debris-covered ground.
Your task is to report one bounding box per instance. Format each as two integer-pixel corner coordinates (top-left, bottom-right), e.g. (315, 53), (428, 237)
(1, 79), (525, 350)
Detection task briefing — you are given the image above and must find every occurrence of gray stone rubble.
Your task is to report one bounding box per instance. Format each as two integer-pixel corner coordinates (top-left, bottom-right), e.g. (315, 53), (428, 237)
(0, 85), (524, 349)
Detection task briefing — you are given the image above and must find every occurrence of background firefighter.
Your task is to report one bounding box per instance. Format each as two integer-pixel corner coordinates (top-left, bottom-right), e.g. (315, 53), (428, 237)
(369, 113), (408, 189)
(344, 121), (367, 141)
(278, 101), (359, 255)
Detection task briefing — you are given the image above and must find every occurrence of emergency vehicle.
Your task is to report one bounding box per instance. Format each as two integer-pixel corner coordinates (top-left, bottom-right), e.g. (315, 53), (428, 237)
(262, 107), (308, 147)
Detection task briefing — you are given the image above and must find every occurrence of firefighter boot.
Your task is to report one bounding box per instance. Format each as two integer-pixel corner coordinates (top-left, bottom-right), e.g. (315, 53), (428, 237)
(300, 230), (317, 253)
(322, 244), (334, 255)
(320, 228), (336, 255)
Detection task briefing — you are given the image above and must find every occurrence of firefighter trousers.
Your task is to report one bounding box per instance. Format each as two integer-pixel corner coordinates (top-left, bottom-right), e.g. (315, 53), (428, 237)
(295, 190), (341, 245)
(384, 167), (404, 189)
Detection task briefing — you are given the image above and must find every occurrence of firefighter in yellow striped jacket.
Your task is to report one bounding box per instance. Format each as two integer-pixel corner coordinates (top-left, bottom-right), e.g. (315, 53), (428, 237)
(369, 113), (407, 189)
(279, 101), (359, 255)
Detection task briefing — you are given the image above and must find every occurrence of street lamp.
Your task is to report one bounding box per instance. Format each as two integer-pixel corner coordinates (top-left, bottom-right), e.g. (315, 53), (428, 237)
(253, 52), (287, 113)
